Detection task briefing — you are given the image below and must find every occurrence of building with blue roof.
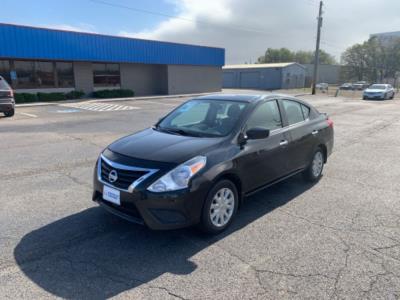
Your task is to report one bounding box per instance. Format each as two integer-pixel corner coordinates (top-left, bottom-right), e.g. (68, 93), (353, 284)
(0, 23), (225, 95)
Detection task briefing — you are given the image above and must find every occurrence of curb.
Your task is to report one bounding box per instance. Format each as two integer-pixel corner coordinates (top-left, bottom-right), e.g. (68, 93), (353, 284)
(294, 93), (312, 97)
(15, 92), (217, 108)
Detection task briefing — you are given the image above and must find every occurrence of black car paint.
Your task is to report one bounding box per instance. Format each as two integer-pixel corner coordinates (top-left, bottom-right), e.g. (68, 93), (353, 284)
(93, 94), (334, 230)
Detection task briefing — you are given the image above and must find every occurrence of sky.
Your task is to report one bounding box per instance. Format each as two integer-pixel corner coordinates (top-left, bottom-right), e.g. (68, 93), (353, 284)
(1, 0), (400, 64)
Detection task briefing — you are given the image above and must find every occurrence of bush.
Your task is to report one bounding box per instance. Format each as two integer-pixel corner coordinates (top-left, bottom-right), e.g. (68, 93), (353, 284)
(65, 90), (85, 100)
(14, 93), (38, 103)
(92, 89), (134, 99)
(37, 92), (66, 102)
(14, 88), (134, 103)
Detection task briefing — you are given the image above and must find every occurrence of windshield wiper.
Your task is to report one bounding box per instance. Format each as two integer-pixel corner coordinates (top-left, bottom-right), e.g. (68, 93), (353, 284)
(154, 126), (191, 136)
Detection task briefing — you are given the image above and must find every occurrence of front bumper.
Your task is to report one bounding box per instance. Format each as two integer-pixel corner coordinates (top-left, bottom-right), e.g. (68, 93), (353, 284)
(363, 94), (384, 100)
(92, 158), (210, 230)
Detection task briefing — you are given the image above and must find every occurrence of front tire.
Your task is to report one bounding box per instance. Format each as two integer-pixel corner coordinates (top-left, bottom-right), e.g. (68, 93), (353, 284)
(303, 148), (325, 182)
(199, 180), (238, 234)
(4, 109), (14, 117)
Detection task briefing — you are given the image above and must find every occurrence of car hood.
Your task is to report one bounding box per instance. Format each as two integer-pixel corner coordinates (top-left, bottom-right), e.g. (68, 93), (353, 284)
(365, 89), (385, 93)
(108, 128), (225, 164)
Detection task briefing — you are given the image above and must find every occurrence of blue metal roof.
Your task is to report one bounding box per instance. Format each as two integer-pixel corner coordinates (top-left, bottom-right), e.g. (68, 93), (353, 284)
(0, 23), (224, 66)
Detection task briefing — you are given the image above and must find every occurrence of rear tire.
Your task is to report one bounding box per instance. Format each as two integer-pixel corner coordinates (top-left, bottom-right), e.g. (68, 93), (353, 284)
(303, 148), (325, 182)
(4, 109), (14, 117)
(199, 179), (238, 234)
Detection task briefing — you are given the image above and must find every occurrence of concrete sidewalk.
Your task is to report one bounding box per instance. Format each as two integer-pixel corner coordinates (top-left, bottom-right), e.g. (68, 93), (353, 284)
(15, 92), (215, 108)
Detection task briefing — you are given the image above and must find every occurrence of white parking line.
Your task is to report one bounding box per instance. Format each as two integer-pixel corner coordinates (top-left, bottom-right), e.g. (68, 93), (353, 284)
(19, 112), (38, 118)
(138, 100), (180, 107)
(59, 102), (140, 112)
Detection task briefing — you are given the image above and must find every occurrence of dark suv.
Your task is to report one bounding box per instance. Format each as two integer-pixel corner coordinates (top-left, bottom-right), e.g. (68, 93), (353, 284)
(0, 76), (15, 117)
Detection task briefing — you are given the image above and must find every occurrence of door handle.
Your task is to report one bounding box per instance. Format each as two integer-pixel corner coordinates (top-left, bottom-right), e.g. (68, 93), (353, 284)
(312, 130), (319, 135)
(279, 140), (288, 146)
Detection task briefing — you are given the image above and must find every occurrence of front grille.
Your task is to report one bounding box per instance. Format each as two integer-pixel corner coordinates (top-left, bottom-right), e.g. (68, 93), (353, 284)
(100, 158), (149, 190)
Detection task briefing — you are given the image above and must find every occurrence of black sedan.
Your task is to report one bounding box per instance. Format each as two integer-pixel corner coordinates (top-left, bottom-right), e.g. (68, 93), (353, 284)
(93, 94), (334, 233)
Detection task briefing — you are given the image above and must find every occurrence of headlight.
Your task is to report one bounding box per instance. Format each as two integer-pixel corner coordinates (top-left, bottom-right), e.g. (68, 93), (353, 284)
(147, 156), (207, 192)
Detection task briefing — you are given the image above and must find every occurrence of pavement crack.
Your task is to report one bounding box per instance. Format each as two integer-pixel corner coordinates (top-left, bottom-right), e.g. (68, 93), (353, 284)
(61, 170), (92, 190)
(147, 286), (189, 300)
(330, 234), (351, 299)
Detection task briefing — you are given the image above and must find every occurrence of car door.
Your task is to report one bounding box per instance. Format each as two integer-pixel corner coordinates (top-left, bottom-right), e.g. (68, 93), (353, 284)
(236, 100), (291, 192)
(388, 85), (394, 98)
(280, 99), (315, 172)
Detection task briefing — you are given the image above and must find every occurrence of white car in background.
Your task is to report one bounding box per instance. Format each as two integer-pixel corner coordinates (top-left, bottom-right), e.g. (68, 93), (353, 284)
(363, 84), (395, 100)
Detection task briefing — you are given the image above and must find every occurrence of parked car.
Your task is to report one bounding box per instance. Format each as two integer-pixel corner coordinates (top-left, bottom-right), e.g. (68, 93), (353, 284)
(0, 76), (15, 117)
(316, 83), (329, 91)
(363, 84), (395, 100)
(92, 94), (334, 233)
(352, 81), (369, 90)
(339, 83), (353, 90)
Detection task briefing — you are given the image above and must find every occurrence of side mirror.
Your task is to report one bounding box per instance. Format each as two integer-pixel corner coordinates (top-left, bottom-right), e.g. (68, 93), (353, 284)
(246, 127), (270, 140)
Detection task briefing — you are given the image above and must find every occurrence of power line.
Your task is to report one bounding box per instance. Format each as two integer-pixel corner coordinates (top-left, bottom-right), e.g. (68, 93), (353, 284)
(89, 0), (274, 36)
(303, 0), (319, 7)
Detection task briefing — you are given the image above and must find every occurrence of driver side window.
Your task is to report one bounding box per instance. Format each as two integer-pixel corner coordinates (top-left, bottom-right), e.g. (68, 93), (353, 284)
(246, 100), (282, 130)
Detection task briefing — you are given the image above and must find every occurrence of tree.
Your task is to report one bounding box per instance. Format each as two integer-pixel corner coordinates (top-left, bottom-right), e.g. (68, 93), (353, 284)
(257, 48), (293, 63)
(293, 51), (314, 64)
(316, 50), (336, 65)
(257, 48), (336, 65)
(341, 36), (400, 83)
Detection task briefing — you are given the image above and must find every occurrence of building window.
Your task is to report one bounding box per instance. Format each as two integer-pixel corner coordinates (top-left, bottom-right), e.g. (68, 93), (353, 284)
(56, 62), (74, 88)
(14, 61), (55, 89)
(93, 63), (120, 87)
(0, 60), (11, 85)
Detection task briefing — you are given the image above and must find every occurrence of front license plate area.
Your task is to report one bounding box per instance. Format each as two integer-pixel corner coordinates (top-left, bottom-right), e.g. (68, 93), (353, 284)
(103, 185), (121, 205)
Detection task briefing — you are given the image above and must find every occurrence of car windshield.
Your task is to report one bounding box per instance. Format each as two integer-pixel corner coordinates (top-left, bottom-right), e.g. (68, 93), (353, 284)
(369, 84), (386, 90)
(0, 77), (10, 90)
(156, 99), (248, 137)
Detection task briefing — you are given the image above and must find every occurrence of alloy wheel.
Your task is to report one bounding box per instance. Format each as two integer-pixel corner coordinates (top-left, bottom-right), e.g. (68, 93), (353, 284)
(312, 151), (324, 178)
(209, 188), (235, 227)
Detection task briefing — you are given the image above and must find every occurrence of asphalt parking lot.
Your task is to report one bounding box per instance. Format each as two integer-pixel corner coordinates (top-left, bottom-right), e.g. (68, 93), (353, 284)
(1, 91), (400, 299)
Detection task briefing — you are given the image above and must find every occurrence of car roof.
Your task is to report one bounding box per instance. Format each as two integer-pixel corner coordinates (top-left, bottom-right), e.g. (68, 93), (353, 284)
(193, 93), (291, 103)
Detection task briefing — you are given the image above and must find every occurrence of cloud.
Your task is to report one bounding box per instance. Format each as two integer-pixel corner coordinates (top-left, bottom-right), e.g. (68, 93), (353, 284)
(118, 0), (400, 64)
(40, 23), (97, 33)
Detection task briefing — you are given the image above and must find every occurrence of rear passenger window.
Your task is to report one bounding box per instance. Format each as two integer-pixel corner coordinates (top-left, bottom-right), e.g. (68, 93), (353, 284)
(282, 100), (305, 125)
(301, 104), (310, 119)
(246, 100), (282, 130)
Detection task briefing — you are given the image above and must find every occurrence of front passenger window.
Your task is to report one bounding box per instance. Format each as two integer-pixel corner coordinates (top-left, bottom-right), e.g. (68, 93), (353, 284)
(282, 100), (305, 125)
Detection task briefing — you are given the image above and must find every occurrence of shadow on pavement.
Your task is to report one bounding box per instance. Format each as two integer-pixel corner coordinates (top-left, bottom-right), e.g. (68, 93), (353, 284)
(14, 175), (316, 299)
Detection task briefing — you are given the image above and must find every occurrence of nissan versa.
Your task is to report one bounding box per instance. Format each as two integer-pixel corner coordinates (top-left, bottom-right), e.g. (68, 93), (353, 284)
(93, 94), (334, 233)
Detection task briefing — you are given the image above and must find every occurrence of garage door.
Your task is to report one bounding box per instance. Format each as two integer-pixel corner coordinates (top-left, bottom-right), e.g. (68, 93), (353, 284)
(223, 72), (235, 88)
(240, 71), (260, 89)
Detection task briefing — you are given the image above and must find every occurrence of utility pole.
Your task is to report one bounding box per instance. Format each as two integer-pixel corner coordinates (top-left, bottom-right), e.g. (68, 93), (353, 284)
(312, 0), (323, 95)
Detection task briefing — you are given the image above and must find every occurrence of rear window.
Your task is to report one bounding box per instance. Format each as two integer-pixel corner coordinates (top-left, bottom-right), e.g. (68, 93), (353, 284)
(0, 77), (10, 90)
(282, 100), (305, 125)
